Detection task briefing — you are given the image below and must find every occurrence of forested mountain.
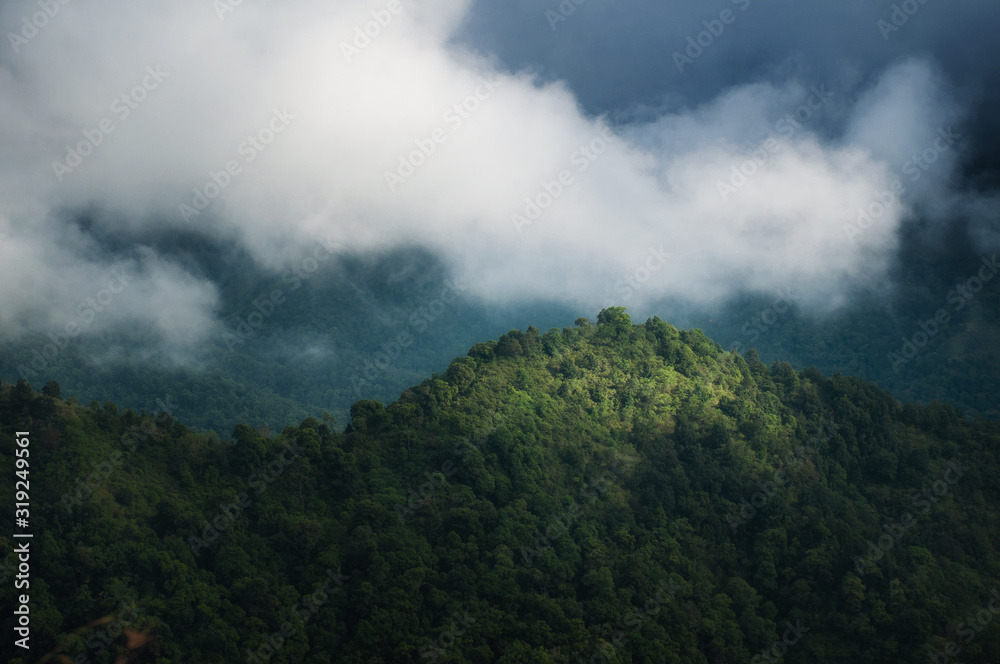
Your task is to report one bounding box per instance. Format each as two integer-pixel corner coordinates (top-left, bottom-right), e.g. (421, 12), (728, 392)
(2, 239), (998, 439)
(2, 309), (999, 663)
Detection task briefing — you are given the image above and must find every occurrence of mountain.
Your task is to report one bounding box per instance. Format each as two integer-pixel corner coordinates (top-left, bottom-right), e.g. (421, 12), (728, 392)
(4, 239), (999, 440)
(2, 309), (999, 663)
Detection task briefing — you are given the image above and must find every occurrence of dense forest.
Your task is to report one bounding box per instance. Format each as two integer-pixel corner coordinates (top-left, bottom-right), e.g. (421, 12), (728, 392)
(2, 309), (999, 662)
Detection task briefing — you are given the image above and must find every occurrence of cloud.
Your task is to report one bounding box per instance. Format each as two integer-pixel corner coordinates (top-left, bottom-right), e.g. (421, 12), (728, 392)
(0, 0), (995, 349)
(454, 0), (1000, 119)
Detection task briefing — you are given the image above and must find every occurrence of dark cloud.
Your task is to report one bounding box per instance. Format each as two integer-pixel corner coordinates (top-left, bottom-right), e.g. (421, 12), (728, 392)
(454, 0), (1000, 120)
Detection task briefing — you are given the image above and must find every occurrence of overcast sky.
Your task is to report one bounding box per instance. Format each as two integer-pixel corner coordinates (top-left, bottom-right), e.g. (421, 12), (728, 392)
(1, 0), (997, 350)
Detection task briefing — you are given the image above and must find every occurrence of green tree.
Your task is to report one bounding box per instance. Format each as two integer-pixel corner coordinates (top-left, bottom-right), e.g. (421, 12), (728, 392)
(596, 307), (632, 339)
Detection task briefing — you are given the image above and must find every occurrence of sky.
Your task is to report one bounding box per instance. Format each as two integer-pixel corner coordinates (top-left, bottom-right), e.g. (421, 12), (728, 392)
(0, 0), (998, 353)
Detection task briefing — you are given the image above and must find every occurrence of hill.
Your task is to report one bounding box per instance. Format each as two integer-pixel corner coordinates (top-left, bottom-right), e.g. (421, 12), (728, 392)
(4, 241), (998, 440)
(1, 309), (999, 663)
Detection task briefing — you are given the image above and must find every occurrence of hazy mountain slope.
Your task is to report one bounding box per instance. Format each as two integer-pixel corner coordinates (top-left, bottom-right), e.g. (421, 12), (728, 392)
(0, 246), (578, 434)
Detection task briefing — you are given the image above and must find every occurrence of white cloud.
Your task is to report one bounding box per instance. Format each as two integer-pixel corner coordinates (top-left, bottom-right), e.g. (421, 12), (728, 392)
(0, 0), (988, 345)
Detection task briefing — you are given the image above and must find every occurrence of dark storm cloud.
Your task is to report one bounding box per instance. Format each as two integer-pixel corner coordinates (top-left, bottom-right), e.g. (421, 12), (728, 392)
(454, 0), (1000, 122)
